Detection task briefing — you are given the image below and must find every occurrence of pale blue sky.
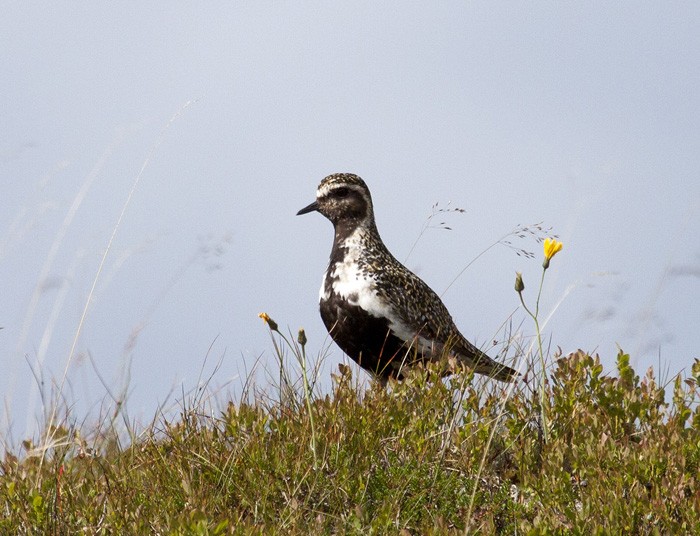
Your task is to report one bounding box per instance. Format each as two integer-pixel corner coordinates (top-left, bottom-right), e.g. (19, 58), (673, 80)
(2, 3), (699, 443)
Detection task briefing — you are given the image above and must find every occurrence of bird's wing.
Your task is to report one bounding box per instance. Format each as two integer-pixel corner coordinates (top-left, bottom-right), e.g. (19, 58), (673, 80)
(384, 266), (519, 381)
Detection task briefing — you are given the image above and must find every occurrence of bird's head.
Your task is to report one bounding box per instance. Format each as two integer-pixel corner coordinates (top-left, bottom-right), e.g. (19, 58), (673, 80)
(297, 173), (375, 230)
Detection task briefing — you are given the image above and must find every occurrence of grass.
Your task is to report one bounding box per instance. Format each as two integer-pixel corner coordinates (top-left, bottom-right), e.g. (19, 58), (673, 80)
(1, 340), (699, 534)
(4, 152), (698, 532)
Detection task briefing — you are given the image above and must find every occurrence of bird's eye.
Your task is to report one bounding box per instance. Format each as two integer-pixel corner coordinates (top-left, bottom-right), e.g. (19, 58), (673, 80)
(334, 187), (349, 198)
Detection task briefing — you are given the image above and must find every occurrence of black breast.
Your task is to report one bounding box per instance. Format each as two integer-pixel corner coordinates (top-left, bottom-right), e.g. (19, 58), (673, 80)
(319, 291), (413, 380)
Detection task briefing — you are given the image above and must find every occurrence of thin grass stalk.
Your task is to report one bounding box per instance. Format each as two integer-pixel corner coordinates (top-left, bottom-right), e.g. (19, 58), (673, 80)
(517, 267), (550, 443)
(297, 329), (318, 468)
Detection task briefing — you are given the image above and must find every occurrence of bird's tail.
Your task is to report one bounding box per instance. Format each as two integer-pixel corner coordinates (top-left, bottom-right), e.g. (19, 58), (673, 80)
(457, 340), (519, 382)
(443, 334), (520, 382)
(474, 356), (519, 382)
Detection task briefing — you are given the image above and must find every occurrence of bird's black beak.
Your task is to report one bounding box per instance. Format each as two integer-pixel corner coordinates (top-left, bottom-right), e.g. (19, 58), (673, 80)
(296, 201), (319, 216)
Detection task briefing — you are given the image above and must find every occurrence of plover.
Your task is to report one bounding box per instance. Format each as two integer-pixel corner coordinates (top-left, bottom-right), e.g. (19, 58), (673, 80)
(297, 173), (517, 382)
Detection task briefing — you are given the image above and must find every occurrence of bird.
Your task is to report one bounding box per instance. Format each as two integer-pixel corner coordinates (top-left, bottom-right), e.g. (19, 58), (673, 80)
(296, 173), (518, 383)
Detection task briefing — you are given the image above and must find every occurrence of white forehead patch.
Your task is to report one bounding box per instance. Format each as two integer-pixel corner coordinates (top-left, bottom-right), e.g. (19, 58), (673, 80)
(316, 182), (333, 199)
(316, 181), (364, 200)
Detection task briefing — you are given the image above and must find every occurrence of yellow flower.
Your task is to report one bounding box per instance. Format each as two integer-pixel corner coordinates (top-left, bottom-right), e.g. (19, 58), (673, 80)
(542, 238), (563, 269)
(258, 312), (278, 331)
